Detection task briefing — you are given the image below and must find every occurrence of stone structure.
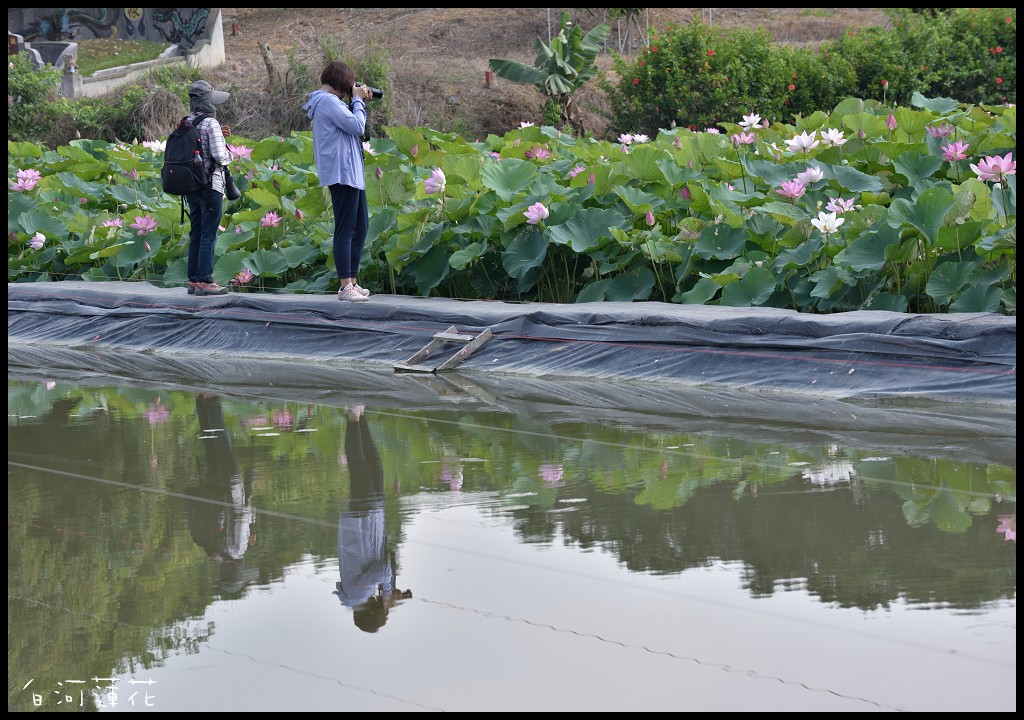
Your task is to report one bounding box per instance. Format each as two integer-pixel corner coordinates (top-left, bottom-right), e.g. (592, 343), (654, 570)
(7, 8), (224, 98)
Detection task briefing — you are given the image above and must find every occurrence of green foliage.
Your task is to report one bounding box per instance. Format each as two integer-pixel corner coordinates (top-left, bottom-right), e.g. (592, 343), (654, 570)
(7, 52), (63, 142)
(603, 8), (1016, 137)
(489, 10), (611, 133)
(7, 93), (1017, 315)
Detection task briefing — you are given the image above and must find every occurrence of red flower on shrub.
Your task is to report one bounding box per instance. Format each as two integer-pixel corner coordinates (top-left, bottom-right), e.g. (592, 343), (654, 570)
(632, 77), (639, 85)
(639, 60), (645, 67)
(996, 46), (1003, 53)
(881, 79), (888, 87)
(651, 46), (658, 52)
(996, 77), (1003, 84)
(788, 84), (795, 91)
(784, 99), (791, 105)
(707, 49), (715, 56)
(688, 124), (697, 131)
(1006, 17), (1013, 23)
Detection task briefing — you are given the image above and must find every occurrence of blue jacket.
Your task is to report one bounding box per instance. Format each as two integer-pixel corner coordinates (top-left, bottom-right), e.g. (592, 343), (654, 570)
(302, 89), (366, 190)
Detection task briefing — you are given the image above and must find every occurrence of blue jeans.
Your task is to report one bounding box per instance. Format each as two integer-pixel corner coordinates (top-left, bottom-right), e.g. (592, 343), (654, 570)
(186, 187), (224, 282)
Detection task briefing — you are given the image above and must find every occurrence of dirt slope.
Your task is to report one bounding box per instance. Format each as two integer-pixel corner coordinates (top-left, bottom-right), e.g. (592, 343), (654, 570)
(210, 8), (890, 140)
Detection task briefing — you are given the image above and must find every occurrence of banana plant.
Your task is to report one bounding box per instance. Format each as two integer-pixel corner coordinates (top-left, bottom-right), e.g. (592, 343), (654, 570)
(488, 10), (611, 134)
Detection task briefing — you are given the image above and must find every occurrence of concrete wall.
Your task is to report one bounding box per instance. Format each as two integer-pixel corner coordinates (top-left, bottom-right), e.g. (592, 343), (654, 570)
(9, 8), (224, 99)
(9, 8), (216, 49)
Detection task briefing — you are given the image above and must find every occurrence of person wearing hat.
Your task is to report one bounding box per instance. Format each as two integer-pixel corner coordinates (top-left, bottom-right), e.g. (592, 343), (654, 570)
(185, 79), (233, 296)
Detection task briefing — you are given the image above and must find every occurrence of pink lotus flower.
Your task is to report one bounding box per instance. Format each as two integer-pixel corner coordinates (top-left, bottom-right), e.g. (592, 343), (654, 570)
(539, 462), (564, 485)
(525, 146), (550, 159)
(410, 143), (418, 157)
(925, 124), (953, 139)
(618, 133), (634, 145)
(295, 208), (304, 220)
(29, 232), (46, 250)
(941, 140), (970, 163)
(235, 224), (244, 233)
(886, 114), (897, 131)
(519, 121), (535, 129)
(231, 268), (255, 286)
(362, 141), (377, 156)
(825, 197), (856, 214)
(587, 173), (595, 185)
(261, 211), (282, 228)
(776, 180), (806, 199)
(19, 168), (42, 184)
(423, 167), (446, 195)
(970, 152), (1015, 183)
(143, 240), (151, 253)
(996, 515), (1015, 543)
(102, 218), (123, 228)
(144, 401), (170, 427)
(228, 143), (252, 160)
(633, 134), (649, 143)
(567, 165), (586, 179)
(142, 140), (166, 152)
(523, 202), (549, 225)
(129, 215), (158, 235)
(680, 186), (691, 200)
(731, 131), (755, 146)
(123, 168), (139, 182)
(10, 168), (41, 192)
(645, 210), (656, 227)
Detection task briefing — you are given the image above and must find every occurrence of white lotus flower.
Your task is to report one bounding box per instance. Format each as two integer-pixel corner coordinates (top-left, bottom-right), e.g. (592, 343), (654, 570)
(819, 127), (848, 147)
(795, 165), (825, 185)
(811, 211), (844, 235)
(786, 130), (819, 154)
(738, 113), (763, 130)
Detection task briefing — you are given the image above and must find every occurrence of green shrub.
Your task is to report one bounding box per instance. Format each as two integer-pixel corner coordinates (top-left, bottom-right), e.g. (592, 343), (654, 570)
(8, 52), (62, 142)
(603, 8), (1016, 139)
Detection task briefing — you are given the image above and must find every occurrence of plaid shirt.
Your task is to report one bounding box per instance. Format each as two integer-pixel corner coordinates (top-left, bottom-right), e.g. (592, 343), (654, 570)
(190, 114), (229, 194)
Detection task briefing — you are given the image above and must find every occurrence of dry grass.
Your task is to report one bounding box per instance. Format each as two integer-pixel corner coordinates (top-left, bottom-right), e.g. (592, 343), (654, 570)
(212, 7), (892, 140)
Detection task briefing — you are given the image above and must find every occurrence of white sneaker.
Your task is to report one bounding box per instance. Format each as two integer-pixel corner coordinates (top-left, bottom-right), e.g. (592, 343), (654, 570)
(338, 283), (369, 302)
(353, 283), (370, 297)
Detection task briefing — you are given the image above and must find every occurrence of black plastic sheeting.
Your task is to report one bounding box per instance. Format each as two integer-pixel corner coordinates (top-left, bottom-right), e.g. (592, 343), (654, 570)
(8, 280), (1016, 405)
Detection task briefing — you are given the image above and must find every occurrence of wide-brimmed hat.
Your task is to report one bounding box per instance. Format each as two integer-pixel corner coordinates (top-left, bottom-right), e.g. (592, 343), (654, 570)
(188, 79), (230, 105)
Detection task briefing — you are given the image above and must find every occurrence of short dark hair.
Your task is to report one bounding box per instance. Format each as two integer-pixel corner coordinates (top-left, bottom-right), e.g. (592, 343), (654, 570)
(320, 61), (355, 97)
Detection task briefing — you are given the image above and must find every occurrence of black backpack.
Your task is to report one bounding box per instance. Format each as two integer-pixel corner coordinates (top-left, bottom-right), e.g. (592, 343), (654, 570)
(161, 113), (211, 218)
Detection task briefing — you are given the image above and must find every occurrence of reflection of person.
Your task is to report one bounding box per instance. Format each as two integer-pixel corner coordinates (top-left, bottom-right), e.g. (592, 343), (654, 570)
(184, 80), (233, 297)
(302, 61), (374, 303)
(334, 405), (411, 632)
(188, 393), (258, 596)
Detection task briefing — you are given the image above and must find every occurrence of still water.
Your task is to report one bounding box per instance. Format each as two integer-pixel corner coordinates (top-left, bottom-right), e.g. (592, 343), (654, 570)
(7, 373), (1016, 712)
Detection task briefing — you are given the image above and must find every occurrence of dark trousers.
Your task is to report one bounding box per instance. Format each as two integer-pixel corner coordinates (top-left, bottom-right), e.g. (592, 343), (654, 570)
(345, 417), (383, 511)
(329, 184), (368, 280)
(186, 186), (224, 282)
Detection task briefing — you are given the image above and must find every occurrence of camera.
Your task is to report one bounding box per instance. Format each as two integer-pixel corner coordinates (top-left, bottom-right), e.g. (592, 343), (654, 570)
(356, 82), (384, 100)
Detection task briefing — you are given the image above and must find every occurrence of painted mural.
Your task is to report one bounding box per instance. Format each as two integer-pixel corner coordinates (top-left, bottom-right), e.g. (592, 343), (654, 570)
(13, 8), (212, 49)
